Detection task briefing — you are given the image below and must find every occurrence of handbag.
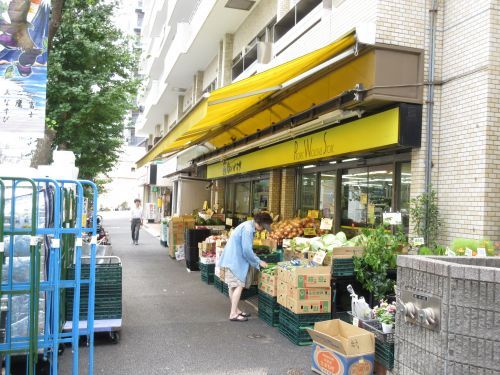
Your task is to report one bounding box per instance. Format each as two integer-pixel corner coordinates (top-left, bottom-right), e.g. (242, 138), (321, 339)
(245, 266), (257, 289)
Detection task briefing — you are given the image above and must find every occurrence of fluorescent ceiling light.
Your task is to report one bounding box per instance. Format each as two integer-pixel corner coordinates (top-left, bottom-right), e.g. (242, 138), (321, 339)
(329, 161), (337, 164)
(342, 158), (358, 162)
(225, 0), (255, 11)
(303, 165), (316, 169)
(369, 171), (389, 175)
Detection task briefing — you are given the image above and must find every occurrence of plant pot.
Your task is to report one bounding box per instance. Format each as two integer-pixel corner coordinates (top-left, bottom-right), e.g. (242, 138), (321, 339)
(381, 322), (393, 334)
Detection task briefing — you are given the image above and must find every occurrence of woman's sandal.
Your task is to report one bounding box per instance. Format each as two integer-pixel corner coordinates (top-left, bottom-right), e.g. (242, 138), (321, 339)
(229, 315), (248, 322)
(239, 312), (251, 318)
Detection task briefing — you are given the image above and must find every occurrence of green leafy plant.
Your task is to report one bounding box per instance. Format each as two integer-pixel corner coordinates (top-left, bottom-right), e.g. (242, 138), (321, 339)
(354, 226), (406, 301)
(410, 188), (441, 248)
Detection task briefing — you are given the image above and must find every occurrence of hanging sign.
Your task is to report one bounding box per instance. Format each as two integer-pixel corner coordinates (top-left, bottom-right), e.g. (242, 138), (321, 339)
(0, 0), (51, 137)
(383, 212), (402, 225)
(320, 218), (333, 230)
(307, 210), (319, 219)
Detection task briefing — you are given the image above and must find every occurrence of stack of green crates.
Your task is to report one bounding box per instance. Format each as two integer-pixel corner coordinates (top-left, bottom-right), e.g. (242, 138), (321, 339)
(330, 257), (355, 278)
(199, 262), (215, 284)
(278, 306), (331, 346)
(258, 291), (279, 327)
(376, 340), (395, 370)
(214, 275), (224, 292)
(66, 262), (122, 320)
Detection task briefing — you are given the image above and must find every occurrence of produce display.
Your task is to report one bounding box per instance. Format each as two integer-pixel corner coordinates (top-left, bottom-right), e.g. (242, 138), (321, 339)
(268, 217), (328, 242)
(290, 232), (367, 257)
(450, 238), (498, 256)
(253, 245), (272, 255)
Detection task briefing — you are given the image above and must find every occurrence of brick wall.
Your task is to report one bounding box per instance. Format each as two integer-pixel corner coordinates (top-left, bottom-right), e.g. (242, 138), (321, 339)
(268, 169), (282, 216)
(280, 168), (296, 219)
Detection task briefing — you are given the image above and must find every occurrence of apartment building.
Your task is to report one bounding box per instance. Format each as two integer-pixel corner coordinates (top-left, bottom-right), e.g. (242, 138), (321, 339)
(135, 0), (500, 247)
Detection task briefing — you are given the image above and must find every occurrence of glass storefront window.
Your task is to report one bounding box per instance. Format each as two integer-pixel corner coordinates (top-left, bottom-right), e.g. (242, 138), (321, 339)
(252, 179), (269, 213)
(320, 173), (336, 218)
(341, 168), (369, 227)
(299, 173), (317, 214)
(235, 182), (251, 214)
(399, 162), (411, 232)
(367, 165), (394, 226)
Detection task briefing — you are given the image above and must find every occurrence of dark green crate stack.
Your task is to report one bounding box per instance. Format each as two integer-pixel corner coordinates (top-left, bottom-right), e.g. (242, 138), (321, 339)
(214, 275), (224, 292)
(376, 340), (395, 370)
(278, 306), (331, 346)
(66, 263), (122, 320)
(330, 257), (355, 278)
(199, 263), (215, 284)
(258, 291), (279, 327)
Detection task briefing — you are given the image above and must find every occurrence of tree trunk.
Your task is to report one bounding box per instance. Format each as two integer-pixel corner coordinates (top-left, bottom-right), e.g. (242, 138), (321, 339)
(48, 0), (65, 51)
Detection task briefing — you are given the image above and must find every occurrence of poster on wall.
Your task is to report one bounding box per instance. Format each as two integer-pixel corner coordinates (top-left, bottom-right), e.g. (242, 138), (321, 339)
(0, 0), (50, 137)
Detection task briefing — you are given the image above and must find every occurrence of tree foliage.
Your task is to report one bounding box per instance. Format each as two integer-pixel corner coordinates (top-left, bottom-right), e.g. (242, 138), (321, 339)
(409, 188), (441, 248)
(46, 0), (139, 180)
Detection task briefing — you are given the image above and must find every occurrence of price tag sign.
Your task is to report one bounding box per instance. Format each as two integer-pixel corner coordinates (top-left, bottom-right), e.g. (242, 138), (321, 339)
(383, 212), (402, 225)
(352, 317), (359, 327)
(203, 201), (208, 210)
(412, 237), (425, 246)
(320, 218), (333, 230)
(446, 247), (456, 256)
(225, 218), (233, 226)
(312, 250), (327, 265)
(304, 228), (317, 236)
(465, 248), (473, 257)
(307, 210), (319, 219)
(477, 248), (487, 257)
(282, 239), (292, 248)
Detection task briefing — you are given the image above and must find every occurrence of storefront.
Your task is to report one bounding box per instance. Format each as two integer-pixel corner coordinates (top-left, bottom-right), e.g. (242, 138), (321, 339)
(204, 104), (421, 235)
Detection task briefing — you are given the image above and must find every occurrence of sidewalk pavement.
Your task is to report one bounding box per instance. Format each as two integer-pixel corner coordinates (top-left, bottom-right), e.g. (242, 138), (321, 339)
(143, 221), (161, 238)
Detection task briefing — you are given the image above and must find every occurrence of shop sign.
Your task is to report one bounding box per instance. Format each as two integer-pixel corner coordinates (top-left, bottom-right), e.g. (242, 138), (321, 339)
(207, 108), (400, 179)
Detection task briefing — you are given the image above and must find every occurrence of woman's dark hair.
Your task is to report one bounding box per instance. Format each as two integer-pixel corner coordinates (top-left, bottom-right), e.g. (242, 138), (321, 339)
(134, 199), (141, 203)
(254, 212), (272, 225)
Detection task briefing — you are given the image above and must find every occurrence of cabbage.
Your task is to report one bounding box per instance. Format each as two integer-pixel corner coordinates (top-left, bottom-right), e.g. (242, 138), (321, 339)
(321, 234), (337, 246)
(335, 231), (347, 244)
(310, 238), (324, 251)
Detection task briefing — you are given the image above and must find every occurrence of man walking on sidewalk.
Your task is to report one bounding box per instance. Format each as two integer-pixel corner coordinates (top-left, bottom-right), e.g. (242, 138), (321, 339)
(131, 198), (143, 245)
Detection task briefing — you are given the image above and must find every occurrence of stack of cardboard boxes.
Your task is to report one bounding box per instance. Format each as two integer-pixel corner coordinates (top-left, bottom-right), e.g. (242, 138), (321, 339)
(258, 268), (278, 297)
(168, 216), (195, 258)
(277, 261), (331, 314)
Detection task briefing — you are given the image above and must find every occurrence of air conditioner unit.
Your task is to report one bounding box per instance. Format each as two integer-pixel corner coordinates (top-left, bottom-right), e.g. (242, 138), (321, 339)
(257, 41), (272, 64)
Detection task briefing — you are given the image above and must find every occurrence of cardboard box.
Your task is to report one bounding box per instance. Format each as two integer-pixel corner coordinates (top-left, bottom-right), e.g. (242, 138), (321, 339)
(307, 320), (375, 375)
(259, 272), (277, 285)
(288, 287), (331, 301)
(286, 297), (331, 314)
(277, 281), (288, 306)
(258, 281), (277, 297)
(168, 216), (195, 257)
(277, 262), (331, 288)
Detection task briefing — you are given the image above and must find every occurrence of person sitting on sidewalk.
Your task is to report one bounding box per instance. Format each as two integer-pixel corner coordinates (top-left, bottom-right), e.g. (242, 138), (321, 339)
(218, 212), (272, 322)
(131, 199), (143, 245)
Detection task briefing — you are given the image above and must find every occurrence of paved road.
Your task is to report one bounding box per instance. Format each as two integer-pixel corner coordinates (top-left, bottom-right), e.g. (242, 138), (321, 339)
(59, 213), (311, 374)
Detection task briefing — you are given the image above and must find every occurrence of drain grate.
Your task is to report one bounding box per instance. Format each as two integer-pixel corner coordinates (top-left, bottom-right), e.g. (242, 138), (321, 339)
(247, 333), (266, 339)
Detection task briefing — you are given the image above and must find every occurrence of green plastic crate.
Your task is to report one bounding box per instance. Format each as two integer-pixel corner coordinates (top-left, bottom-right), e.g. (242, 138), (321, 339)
(258, 292), (279, 327)
(214, 276), (224, 292)
(259, 251), (282, 263)
(278, 322), (312, 346)
(376, 340), (395, 370)
(279, 306), (331, 325)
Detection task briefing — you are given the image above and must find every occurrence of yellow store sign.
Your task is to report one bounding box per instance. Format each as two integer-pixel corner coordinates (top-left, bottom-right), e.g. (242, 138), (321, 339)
(207, 108), (400, 179)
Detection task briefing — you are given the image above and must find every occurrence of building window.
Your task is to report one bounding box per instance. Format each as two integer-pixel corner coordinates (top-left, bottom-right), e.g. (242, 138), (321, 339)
(274, 0), (322, 42)
(203, 78), (217, 94)
(399, 162), (411, 232)
(341, 165), (394, 228)
(298, 173), (317, 214)
(252, 179), (269, 213)
(320, 172), (336, 218)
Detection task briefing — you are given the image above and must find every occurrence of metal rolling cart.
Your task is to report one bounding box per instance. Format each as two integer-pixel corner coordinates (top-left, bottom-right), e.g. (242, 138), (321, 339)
(0, 176), (99, 375)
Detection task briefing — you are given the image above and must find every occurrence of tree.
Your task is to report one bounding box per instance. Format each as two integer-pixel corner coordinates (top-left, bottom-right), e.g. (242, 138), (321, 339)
(45, 0), (139, 180)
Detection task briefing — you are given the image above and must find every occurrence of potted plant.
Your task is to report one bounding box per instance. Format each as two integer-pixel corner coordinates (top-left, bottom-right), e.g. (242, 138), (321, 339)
(353, 225), (406, 303)
(372, 300), (396, 334)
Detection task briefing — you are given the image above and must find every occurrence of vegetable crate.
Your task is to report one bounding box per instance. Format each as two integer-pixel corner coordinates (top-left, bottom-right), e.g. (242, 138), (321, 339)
(214, 276), (224, 293)
(330, 257), (355, 278)
(199, 262), (215, 285)
(376, 340), (395, 370)
(278, 306), (331, 346)
(259, 251), (282, 264)
(258, 291), (280, 327)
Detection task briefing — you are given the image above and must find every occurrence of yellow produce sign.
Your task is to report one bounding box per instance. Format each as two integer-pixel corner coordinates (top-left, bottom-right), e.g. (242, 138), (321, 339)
(207, 108), (400, 179)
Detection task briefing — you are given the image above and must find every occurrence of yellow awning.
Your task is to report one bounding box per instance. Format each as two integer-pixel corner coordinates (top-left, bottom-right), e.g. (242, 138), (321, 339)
(136, 31), (356, 168)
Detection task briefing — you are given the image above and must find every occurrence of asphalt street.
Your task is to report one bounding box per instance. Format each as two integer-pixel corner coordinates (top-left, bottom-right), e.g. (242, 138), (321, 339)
(59, 212), (311, 374)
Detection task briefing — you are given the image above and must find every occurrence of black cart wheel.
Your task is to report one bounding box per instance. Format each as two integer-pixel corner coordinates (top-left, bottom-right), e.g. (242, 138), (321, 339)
(109, 331), (120, 344)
